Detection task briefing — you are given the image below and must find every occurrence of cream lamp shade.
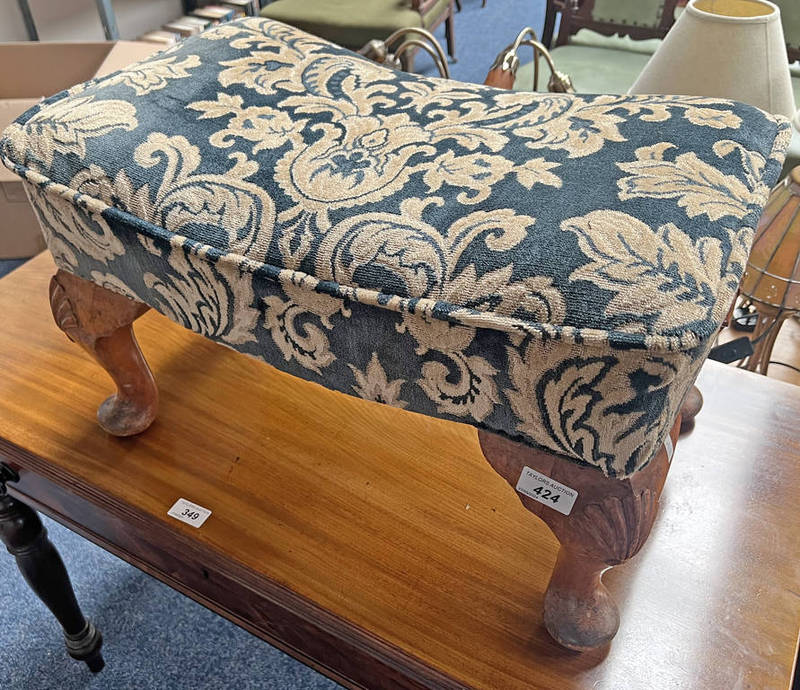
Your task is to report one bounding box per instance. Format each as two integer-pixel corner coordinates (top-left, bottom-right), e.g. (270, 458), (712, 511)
(630, 0), (796, 119)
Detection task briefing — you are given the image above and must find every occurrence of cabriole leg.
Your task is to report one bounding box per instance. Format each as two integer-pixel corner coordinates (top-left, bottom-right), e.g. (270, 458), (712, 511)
(49, 269), (158, 436)
(478, 416), (678, 650)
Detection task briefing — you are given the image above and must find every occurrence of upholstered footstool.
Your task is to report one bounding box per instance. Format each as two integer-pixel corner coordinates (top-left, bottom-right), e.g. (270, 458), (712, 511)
(1, 19), (789, 651)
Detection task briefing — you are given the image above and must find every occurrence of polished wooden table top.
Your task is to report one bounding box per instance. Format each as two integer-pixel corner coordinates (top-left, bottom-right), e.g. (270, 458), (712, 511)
(1, 254), (799, 689)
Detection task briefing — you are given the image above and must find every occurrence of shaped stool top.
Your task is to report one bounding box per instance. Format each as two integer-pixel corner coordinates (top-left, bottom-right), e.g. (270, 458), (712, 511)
(0, 18), (790, 477)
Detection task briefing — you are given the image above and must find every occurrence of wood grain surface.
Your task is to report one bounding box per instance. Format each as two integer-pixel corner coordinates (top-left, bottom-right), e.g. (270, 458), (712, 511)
(1, 254), (799, 689)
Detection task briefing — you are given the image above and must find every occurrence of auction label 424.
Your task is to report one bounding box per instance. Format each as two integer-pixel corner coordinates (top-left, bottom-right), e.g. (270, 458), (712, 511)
(515, 467), (578, 516)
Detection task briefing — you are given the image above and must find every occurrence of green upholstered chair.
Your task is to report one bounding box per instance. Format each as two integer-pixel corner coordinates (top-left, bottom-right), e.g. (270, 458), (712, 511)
(515, 0), (678, 94)
(545, 0), (677, 47)
(259, 0), (455, 71)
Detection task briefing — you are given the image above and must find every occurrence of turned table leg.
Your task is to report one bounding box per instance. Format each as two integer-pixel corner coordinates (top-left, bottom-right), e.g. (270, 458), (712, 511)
(478, 415), (680, 650)
(0, 465), (104, 672)
(49, 269), (158, 436)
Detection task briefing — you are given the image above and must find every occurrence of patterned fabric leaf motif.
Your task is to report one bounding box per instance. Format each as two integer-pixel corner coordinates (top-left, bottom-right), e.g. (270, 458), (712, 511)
(509, 95), (627, 158)
(143, 246), (259, 346)
(536, 355), (618, 469)
(211, 17), (323, 51)
(506, 341), (617, 471)
(613, 96), (743, 130)
(420, 104), (512, 153)
(275, 114), (435, 230)
(188, 93), (307, 153)
(499, 276), (567, 324)
(213, 22), (335, 97)
(682, 105), (742, 130)
(98, 55), (202, 95)
(280, 54), (399, 114)
(210, 21), (327, 83)
(515, 158), (562, 189)
(74, 133), (277, 262)
(422, 151), (514, 204)
(317, 211), (447, 300)
(505, 339), (687, 476)
(617, 142), (765, 221)
(419, 352), (499, 420)
(219, 51), (289, 96)
(348, 353), (407, 408)
(562, 210), (723, 335)
(399, 311), (500, 422)
(263, 281), (350, 375)
(26, 183), (124, 263)
(21, 96), (137, 168)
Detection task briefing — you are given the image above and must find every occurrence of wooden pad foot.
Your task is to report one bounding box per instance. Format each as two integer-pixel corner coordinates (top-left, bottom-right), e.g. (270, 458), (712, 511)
(543, 548), (618, 650)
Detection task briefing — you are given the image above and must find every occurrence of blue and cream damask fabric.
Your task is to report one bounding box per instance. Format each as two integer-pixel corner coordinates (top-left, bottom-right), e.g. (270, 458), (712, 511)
(0, 18), (790, 477)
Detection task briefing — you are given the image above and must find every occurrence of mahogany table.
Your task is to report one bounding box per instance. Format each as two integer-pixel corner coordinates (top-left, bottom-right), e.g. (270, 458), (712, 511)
(1, 253), (799, 689)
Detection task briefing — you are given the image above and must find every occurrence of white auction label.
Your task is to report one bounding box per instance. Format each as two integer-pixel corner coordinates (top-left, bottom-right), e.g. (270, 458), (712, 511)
(664, 433), (675, 464)
(167, 498), (212, 528)
(515, 467), (578, 516)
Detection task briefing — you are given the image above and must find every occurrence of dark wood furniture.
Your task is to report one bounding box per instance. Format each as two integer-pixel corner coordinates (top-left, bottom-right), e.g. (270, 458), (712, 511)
(0, 465), (104, 672)
(1, 254), (799, 688)
(414, 0), (456, 63)
(542, 0), (800, 63)
(542, 0), (679, 48)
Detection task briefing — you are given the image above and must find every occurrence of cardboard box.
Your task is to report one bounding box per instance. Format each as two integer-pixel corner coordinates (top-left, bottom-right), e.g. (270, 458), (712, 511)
(0, 41), (160, 259)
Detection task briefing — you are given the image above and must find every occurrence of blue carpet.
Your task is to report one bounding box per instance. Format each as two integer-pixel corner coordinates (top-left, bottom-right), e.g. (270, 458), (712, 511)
(0, 2), (546, 687)
(0, 259), (28, 280)
(0, 515), (340, 689)
(417, 0), (546, 82)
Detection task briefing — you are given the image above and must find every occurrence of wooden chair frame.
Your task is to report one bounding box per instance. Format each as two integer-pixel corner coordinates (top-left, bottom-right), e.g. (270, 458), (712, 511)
(542, 0), (679, 48)
(408, 0), (457, 69)
(543, 0), (800, 62)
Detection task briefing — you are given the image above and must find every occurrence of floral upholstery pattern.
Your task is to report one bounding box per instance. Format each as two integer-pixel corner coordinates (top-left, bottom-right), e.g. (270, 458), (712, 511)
(0, 18), (790, 477)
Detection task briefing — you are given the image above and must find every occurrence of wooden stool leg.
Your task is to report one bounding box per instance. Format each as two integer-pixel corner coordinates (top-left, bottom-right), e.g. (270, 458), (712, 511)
(478, 417), (678, 650)
(0, 467), (104, 672)
(49, 269), (158, 436)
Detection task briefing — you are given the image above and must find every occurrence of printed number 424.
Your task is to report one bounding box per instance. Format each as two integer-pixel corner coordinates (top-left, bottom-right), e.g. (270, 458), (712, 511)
(532, 486), (560, 504)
